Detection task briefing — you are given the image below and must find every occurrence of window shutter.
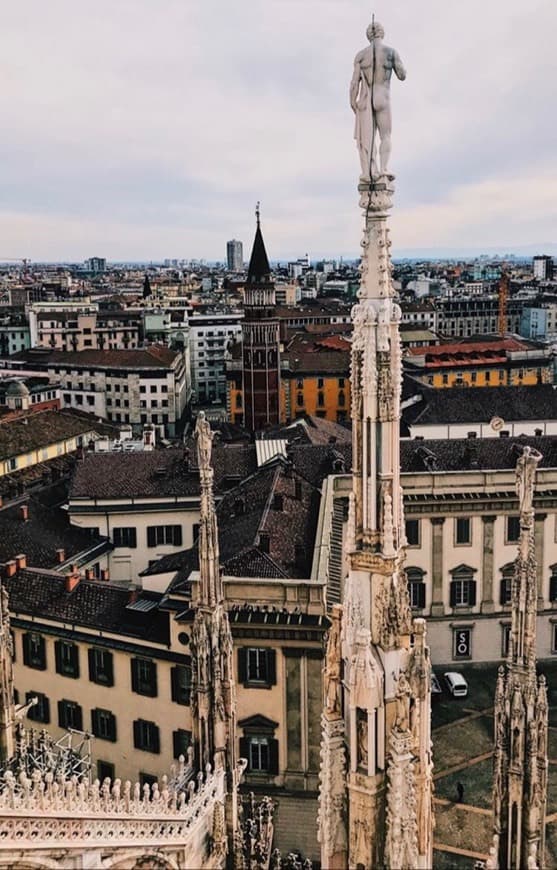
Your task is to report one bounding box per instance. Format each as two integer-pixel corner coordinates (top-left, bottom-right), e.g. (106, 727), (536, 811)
(239, 737), (249, 765)
(23, 634), (31, 667)
(449, 582), (457, 608)
(74, 704), (83, 731)
(91, 708), (99, 736)
(174, 526), (182, 546)
(131, 659), (139, 693)
(41, 696), (50, 724)
(238, 648), (247, 683)
(416, 582), (426, 609)
(88, 648), (96, 682)
(104, 652), (114, 686)
(266, 649), (277, 685)
(147, 527), (156, 548)
(54, 640), (62, 674)
(70, 645), (79, 678)
(130, 528), (137, 548)
(152, 724), (160, 754)
(500, 580), (507, 606)
(171, 667), (177, 702)
(58, 700), (66, 728)
(150, 662), (158, 698)
(133, 720), (141, 749)
(268, 739), (279, 775)
(109, 713), (117, 742)
(550, 574), (557, 602)
(469, 580), (477, 607)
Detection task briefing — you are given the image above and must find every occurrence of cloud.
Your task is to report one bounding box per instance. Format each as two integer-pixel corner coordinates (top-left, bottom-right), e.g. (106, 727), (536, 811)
(0, 0), (556, 259)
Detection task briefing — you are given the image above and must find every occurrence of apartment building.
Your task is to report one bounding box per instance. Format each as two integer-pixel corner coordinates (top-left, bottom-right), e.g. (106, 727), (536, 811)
(6, 346), (191, 437)
(317, 434), (557, 665)
(28, 302), (142, 351)
(189, 308), (243, 404)
(404, 337), (553, 389)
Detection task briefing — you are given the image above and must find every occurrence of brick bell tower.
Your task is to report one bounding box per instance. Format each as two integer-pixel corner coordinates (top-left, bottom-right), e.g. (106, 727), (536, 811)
(241, 203), (281, 431)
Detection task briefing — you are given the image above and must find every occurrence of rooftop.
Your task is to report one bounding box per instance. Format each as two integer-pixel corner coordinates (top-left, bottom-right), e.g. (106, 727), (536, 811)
(10, 344), (180, 369)
(0, 409), (113, 462)
(404, 384), (557, 427)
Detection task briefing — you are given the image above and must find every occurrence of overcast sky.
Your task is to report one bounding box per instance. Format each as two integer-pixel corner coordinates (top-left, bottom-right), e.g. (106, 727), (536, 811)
(2, 0), (556, 261)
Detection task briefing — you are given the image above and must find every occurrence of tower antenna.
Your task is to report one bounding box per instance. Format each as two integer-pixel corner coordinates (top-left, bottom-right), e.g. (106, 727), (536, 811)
(255, 201), (261, 226)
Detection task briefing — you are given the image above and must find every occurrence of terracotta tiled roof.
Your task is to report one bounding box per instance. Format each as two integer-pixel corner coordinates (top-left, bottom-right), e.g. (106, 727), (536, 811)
(11, 345), (179, 369)
(0, 410), (112, 462)
(0, 497), (109, 568)
(3, 570), (168, 641)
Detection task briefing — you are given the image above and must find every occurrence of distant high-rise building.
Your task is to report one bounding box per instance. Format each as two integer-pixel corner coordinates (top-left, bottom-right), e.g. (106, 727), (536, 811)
(226, 239), (243, 271)
(86, 257), (106, 274)
(533, 255), (554, 281)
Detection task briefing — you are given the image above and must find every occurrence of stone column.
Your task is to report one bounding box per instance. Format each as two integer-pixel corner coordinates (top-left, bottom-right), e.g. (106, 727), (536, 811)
(430, 518), (445, 616)
(535, 514), (546, 604)
(481, 515), (496, 614)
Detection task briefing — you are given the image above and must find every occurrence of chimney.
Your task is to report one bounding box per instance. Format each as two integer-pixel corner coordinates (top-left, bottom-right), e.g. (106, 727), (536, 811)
(128, 588), (139, 605)
(15, 554), (26, 571)
(100, 568), (110, 582)
(4, 561), (17, 578)
(85, 568), (94, 581)
(65, 571), (80, 593)
(56, 548), (66, 564)
(19, 504), (29, 522)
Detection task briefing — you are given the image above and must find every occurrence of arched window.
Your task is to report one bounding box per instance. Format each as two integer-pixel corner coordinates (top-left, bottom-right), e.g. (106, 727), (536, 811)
(449, 564), (477, 608)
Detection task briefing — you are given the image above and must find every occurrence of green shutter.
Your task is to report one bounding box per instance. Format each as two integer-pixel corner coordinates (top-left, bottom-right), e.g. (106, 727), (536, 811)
(469, 580), (477, 607)
(268, 739), (279, 775)
(266, 649), (277, 686)
(449, 582), (457, 607)
(416, 582), (426, 609)
(147, 527), (156, 547)
(238, 648), (247, 683)
(239, 737), (249, 766)
(133, 720), (141, 749)
(131, 659), (139, 693)
(55, 640), (62, 674)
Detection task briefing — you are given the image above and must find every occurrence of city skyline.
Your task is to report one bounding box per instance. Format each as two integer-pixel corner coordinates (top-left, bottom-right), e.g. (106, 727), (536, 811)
(2, 0), (556, 260)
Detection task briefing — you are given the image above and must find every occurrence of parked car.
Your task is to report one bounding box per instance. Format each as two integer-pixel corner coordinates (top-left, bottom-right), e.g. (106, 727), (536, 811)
(431, 671), (442, 694)
(444, 672), (468, 698)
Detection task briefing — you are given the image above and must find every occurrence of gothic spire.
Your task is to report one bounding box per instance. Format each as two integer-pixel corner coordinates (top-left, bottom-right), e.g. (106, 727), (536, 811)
(247, 203), (271, 284)
(194, 411), (222, 607)
(489, 446), (548, 870)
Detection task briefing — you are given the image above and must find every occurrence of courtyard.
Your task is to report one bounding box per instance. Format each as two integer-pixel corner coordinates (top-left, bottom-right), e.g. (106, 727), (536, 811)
(431, 661), (557, 868)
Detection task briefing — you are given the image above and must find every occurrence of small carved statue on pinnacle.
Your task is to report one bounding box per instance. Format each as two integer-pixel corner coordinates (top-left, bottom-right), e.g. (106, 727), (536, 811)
(515, 445), (542, 517)
(350, 20), (406, 182)
(195, 411), (214, 470)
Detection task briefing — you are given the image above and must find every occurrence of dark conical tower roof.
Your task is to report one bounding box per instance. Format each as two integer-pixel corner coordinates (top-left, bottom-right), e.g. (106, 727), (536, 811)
(247, 204), (271, 283)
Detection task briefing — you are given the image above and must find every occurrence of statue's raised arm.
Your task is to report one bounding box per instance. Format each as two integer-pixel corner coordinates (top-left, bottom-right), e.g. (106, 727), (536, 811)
(350, 20), (406, 182)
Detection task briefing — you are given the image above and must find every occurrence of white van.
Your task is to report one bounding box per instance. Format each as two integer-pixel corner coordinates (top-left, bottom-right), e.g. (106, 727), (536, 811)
(444, 672), (468, 698)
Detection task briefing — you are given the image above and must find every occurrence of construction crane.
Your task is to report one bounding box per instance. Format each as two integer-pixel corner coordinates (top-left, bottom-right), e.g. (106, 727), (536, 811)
(498, 270), (509, 336)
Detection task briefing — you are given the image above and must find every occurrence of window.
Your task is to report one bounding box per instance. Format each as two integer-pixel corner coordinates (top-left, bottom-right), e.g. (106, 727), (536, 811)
(506, 516), (521, 543)
(405, 519), (420, 547)
(239, 716), (279, 775)
(23, 633), (46, 670)
(150, 385), (157, 394)
(88, 648), (114, 686)
(113, 527), (137, 548)
(407, 568), (426, 610)
(171, 665), (191, 705)
(552, 624), (557, 654)
(338, 391), (345, 407)
(26, 691), (50, 723)
(140, 772), (158, 789)
(133, 719), (160, 753)
(147, 525), (182, 547)
(131, 658), (158, 697)
(55, 641), (79, 678)
(172, 728), (192, 759)
(500, 565), (514, 606)
(97, 760), (115, 782)
(338, 377), (345, 387)
(317, 392), (325, 407)
(92, 708), (117, 741)
(296, 393), (304, 407)
(452, 627), (472, 659)
(58, 699), (83, 730)
(296, 378), (303, 390)
(140, 385), (146, 393)
(455, 517), (471, 545)
(317, 378), (324, 389)
(449, 566), (477, 608)
(238, 648), (276, 687)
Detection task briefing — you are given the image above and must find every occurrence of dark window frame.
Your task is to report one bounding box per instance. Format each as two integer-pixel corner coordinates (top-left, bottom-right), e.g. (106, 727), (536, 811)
(133, 719), (160, 754)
